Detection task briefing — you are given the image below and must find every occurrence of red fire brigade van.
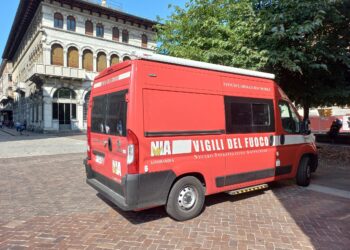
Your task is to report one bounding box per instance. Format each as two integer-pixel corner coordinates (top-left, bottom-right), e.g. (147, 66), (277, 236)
(84, 53), (318, 221)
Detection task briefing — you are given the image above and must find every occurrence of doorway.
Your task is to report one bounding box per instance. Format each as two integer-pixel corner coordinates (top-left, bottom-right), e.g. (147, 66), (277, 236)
(52, 88), (77, 131)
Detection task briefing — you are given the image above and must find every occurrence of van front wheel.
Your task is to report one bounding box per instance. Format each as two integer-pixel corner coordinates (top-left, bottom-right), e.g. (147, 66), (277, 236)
(166, 176), (205, 221)
(296, 156), (311, 187)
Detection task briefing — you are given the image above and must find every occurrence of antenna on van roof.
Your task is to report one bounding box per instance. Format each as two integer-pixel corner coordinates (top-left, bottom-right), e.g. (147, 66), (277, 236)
(131, 52), (275, 80)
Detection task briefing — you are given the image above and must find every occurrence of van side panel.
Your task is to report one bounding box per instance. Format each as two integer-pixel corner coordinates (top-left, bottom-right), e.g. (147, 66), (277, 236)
(140, 88), (226, 194)
(143, 89), (224, 134)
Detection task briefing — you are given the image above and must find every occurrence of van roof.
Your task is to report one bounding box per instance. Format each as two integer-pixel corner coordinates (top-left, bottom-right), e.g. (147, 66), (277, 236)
(132, 52), (275, 80)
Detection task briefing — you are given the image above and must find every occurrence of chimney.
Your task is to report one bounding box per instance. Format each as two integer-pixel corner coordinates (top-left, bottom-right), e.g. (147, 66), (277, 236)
(101, 0), (107, 7)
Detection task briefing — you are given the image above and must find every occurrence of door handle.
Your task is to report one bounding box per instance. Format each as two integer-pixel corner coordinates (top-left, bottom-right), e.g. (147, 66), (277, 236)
(280, 134), (285, 145)
(269, 135), (274, 146)
(108, 137), (112, 152)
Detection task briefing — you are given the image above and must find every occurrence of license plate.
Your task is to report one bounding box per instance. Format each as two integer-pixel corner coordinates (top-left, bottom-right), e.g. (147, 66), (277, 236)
(95, 155), (104, 164)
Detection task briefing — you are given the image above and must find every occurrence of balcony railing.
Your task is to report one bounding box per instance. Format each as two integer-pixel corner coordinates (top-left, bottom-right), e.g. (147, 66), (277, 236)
(28, 64), (86, 80)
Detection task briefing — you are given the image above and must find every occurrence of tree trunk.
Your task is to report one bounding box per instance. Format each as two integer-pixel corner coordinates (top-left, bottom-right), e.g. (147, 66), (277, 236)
(303, 103), (310, 120)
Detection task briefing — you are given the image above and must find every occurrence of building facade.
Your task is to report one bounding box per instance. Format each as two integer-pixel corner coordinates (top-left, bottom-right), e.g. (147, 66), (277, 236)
(0, 0), (157, 132)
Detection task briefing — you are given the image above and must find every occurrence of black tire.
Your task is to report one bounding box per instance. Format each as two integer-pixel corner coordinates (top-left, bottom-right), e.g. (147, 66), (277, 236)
(166, 176), (205, 221)
(296, 156), (311, 186)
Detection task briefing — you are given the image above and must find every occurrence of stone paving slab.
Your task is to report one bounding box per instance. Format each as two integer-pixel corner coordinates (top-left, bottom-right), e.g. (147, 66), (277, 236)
(0, 153), (349, 249)
(0, 137), (86, 158)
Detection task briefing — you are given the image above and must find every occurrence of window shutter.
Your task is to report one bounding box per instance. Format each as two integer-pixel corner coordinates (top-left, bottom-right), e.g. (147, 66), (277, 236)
(122, 30), (129, 43)
(113, 27), (119, 41)
(83, 50), (93, 71)
(85, 21), (93, 35)
(51, 44), (63, 66)
(68, 47), (79, 68)
(97, 53), (107, 72)
(142, 34), (148, 48)
(110, 55), (119, 66)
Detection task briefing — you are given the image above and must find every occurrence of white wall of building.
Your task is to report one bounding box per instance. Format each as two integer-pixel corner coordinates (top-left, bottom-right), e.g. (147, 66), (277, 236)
(5, 0), (157, 132)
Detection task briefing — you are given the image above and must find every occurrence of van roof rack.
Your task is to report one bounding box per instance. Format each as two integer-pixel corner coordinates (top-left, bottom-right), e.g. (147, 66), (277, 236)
(132, 52), (275, 80)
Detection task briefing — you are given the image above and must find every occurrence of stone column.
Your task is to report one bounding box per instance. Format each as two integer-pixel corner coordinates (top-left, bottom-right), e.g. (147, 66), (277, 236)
(43, 96), (53, 130)
(77, 100), (84, 130)
(107, 55), (111, 68)
(93, 55), (97, 72)
(79, 51), (83, 69)
(63, 48), (68, 67)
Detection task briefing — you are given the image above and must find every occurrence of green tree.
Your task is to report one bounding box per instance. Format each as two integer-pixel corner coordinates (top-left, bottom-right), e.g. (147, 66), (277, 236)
(157, 0), (268, 69)
(157, 0), (350, 118)
(260, 0), (350, 118)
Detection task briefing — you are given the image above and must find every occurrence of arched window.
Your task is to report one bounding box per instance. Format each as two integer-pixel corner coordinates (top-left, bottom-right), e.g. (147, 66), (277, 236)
(96, 23), (104, 38)
(83, 50), (93, 71)
(110, 54), (119, 66)
(122, 29), (129, 43)
(85, 20), (93, 35)
(53, 88), (76, 99)
(112, 27), (119, 41)
(67, 16), (76, 31)
(141, 34), (148, 48)
(97, 52), (107, 72)
(67, 47), (79, 68)
(51, 44), (64, 66)
(123, 56), (131, 62)
(54, 13), (63, 29)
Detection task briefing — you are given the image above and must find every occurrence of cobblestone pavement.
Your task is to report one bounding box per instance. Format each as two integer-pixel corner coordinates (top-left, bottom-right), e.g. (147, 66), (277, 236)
(0, 134), (349, 249)
(0, 128), (86, 158)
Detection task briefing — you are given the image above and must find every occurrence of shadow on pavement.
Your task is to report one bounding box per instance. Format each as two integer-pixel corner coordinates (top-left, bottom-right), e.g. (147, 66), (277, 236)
(97, 193), (168, 224)
(269, 145), (350, 250)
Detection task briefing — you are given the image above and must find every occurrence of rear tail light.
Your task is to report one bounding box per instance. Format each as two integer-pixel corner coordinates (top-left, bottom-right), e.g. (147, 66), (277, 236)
(127, 129), (139, 174)
(87, 127), (92, 160)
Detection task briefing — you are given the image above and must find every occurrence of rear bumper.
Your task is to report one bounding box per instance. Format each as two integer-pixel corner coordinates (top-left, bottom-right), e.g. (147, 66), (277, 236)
(86, 177), (131, 210)
(84, 159), (176, 211)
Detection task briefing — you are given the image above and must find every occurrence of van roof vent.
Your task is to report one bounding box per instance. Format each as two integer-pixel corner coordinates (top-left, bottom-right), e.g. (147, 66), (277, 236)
(131, 52), (275, 80)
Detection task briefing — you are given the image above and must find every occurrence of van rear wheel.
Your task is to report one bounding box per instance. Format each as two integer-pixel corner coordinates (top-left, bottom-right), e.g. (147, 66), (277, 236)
(296, 156), (311, 187)
(166, 176), (205, 221)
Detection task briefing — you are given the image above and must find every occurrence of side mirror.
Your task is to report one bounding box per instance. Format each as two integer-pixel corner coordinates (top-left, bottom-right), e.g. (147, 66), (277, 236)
(301, 119), (311, 135)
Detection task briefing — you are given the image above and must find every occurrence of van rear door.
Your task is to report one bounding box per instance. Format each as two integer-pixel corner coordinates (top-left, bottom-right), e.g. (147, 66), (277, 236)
(89, 66), (131, 185)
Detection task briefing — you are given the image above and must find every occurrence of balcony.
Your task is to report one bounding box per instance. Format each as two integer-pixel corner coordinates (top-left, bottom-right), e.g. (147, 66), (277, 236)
(27, 64), (87, 82)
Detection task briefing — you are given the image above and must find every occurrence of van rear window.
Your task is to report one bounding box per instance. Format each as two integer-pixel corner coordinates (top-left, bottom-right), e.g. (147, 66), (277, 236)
(225, 96), (275, 133)
(91, 90), (127, 136)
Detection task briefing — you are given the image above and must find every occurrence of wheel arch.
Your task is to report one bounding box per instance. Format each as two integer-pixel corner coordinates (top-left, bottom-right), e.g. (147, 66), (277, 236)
(167, 172), (207, 199)
(297, 152), (318, 173)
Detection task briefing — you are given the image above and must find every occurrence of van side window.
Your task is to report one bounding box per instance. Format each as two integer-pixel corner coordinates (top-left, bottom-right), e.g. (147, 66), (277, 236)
(278, 101), (300, 134)
(91, 95), (107, 133)
(105, 92), (127, 136)
(91, 90), (127, 136)
(225, 97), (275, 133)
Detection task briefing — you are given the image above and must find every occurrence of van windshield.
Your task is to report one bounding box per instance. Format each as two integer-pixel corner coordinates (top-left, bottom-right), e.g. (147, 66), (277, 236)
(91, 90), (127, 136)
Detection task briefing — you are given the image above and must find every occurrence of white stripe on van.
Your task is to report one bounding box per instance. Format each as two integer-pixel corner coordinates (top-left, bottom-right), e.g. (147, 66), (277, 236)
(271, 134), (315, 146)
(94, 71), (131, 89)
(172, 140), (192, 155)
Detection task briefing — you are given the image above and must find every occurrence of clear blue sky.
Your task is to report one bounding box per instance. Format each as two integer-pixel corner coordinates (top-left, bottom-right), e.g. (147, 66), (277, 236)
(0, 0), (187, 58)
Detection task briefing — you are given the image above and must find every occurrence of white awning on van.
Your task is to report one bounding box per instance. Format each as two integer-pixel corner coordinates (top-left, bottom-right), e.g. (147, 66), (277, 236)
(131, 52), (275, 80)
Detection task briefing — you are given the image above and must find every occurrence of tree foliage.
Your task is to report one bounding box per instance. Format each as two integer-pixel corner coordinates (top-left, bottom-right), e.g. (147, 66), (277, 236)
(156, 0), (350, 118)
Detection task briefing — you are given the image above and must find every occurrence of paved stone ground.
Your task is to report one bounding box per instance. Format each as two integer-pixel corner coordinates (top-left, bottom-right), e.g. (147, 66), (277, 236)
(0, 131), (349, 249)
(0, 128), (86, 158)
